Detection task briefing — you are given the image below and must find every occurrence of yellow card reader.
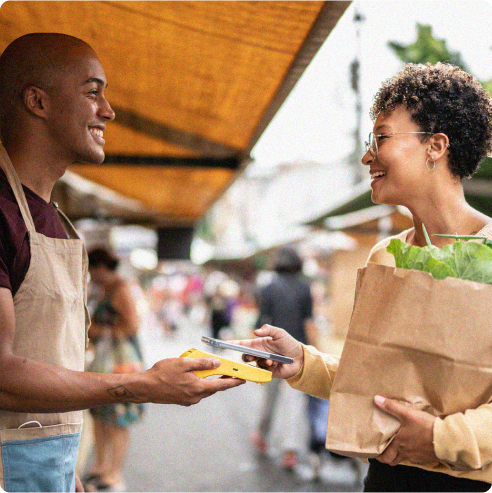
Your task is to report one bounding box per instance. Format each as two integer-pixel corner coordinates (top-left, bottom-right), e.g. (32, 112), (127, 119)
(180, 348), (272, 384)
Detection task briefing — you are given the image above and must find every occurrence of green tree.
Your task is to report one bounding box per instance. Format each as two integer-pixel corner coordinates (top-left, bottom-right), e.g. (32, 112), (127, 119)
(389, 23), (492, 97)
(482, 78), (492, 97)
(389, 23), (492, 213)
(389, 23), (468, 70)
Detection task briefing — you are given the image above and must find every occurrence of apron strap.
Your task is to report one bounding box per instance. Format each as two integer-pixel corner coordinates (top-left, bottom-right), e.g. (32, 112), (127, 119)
(53, 204), (81, 240)
(0, 145), (36, 233)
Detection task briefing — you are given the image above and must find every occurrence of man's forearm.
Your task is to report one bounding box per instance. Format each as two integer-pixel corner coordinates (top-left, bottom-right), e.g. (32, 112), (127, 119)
(0, 351), (246, 413)
(0, 352), (142, 413)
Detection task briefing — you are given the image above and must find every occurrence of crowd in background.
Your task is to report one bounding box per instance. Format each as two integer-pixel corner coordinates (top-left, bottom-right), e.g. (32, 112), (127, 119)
(81, 248), (364, 489)
(144, 260), (333, 346)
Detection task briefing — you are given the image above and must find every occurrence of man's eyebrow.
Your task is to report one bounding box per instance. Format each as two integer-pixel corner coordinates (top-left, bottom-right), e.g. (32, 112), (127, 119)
(84, 77), (107, 87)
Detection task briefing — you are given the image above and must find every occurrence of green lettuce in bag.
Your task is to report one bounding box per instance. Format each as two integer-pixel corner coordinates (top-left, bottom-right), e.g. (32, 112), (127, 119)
(387, 227), (492, 285)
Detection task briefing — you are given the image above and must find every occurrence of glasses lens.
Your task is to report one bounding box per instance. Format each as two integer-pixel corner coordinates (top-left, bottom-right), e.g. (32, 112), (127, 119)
(367, 132), (377, 155)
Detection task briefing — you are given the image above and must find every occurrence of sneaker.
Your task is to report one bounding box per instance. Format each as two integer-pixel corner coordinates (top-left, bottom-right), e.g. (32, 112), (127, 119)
(319, 457), (359, 485)
(293, 462), (317, 482)
(309, 452), (322, 480)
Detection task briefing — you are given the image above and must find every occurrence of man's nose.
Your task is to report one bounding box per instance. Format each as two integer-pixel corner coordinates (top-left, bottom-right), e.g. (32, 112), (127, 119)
(99, 97), (115, 121)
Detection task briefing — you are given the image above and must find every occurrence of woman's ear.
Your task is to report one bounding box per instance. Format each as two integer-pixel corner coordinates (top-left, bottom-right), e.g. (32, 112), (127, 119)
(22, 85), (50, 119)
(428, 133), (450, 161)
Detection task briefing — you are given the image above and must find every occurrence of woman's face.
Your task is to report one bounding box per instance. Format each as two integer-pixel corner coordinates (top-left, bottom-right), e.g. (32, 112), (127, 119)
(362, 104), (430, 207)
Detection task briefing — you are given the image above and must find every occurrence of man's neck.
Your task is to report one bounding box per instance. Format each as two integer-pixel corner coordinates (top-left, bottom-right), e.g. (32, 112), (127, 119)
(4, 141), (66, 203)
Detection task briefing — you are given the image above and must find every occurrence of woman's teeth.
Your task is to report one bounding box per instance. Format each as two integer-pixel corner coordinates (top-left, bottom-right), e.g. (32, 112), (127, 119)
(371, 171), (386, 180)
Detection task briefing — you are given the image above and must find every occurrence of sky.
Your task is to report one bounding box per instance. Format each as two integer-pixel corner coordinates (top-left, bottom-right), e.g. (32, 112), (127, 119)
(251, 0), (492, 170)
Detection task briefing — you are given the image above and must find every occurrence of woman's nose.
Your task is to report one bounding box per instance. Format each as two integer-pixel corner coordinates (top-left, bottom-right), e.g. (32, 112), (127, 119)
(361, 149), (374, 166)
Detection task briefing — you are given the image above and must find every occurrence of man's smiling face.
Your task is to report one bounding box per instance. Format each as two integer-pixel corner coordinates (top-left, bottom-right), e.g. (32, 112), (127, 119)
(45, 47), (115, 166)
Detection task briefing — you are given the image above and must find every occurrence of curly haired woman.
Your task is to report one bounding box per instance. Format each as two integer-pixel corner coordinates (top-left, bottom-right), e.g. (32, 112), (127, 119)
(237, 63), (492, 492)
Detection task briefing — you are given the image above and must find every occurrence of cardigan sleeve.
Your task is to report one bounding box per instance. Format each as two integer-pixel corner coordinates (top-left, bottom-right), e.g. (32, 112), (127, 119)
(433, 402), (492, 471)
(286, 344), (339, 400)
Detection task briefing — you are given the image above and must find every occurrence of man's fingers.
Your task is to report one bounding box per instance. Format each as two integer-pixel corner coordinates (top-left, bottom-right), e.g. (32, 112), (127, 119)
(75, 472), (84, 492)
(183, 357), (221, 372)
(197, 375), (245, 399)
(374, 395), (408, 422)
(201, 377), (245, 393)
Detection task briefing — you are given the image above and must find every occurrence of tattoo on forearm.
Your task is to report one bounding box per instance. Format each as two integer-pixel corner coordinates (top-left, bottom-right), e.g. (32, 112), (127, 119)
(107, 386), (135, 400)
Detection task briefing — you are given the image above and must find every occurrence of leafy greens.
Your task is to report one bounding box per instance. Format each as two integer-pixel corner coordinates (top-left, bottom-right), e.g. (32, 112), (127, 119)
(386, 227), (492, 285)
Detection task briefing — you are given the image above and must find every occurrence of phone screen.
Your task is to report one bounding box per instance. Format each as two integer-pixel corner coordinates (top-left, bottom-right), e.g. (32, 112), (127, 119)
(201, 336), (294, 364)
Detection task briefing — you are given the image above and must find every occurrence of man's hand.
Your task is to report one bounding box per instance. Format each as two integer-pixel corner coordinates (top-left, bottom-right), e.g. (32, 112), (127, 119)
(75, 472), (84, 492)
(144, 357), (245, 406)
(374, 395), (437, 466)
(233, 325), (303, 379)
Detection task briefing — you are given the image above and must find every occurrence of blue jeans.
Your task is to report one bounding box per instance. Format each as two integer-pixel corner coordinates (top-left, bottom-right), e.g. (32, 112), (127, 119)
(2, 432), (81, 492)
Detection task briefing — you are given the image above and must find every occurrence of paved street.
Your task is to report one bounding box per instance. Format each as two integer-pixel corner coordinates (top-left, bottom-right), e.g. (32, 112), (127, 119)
(110, 315), (367, 492)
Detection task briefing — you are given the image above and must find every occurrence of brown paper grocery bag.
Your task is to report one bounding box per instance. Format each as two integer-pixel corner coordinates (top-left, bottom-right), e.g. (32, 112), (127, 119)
(326, 262), (492, 459)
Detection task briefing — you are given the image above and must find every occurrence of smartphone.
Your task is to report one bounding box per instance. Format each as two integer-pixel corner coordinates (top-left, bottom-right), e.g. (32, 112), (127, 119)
(201, 336), (294, 364)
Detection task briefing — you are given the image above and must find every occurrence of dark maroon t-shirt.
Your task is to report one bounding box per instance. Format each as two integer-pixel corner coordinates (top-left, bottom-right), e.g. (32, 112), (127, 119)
(0, 168), (68, 295)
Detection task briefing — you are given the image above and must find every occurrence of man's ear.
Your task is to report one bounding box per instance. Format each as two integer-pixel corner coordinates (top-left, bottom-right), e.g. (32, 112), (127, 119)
(22, 85), (50, 119)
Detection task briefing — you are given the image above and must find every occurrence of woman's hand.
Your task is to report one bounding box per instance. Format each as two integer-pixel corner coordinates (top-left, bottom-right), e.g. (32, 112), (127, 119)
(374, 395), (438, 466)
(233, 325), (304, 379)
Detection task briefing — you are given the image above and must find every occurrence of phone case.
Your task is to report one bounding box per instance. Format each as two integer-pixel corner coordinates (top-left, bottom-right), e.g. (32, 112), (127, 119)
(180, 348), (272, 384)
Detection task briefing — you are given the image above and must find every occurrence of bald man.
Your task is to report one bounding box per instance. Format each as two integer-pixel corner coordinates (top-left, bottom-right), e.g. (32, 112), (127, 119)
(0, 33), (244, 492)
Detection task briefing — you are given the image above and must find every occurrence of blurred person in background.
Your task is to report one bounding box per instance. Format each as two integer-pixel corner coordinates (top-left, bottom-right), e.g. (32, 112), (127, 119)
(85, 247), (144, 491)
(209, 290), (230, 340)
(230, 286), (259, 339)
(250, 246), (317, 470)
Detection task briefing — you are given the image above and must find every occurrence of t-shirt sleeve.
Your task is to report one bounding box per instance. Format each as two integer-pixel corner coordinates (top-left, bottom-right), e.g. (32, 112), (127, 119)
(0, 217), (12, 291)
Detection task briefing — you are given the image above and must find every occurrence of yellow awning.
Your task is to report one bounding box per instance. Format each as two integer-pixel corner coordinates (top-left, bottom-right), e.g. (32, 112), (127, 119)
(0, 1), (350, 225)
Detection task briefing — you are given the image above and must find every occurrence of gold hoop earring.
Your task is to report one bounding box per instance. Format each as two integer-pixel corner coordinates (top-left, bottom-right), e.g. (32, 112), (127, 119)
(426, 157), (435, 171)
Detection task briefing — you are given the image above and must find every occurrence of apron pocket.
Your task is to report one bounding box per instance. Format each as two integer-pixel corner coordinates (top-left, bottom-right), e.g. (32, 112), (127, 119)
(2, 431), (81, 492)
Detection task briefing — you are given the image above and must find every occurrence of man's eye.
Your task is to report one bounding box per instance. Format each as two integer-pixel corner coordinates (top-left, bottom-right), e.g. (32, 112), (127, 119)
(377, 135), (389, 143)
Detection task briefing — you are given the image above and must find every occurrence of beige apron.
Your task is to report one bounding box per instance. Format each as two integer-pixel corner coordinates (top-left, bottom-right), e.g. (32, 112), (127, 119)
(0, 144), (90, 491)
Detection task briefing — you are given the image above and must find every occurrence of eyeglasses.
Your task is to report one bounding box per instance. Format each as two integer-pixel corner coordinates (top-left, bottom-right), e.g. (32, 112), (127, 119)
(365, 132), (433, 157)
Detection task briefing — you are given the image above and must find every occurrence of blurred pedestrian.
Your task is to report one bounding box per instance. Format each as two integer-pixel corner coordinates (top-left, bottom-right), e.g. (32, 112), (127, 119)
(210, 291), (230, 340)
(85, 248), (144, 491)
(250, 246), (316, 469)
